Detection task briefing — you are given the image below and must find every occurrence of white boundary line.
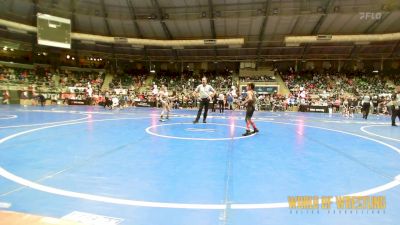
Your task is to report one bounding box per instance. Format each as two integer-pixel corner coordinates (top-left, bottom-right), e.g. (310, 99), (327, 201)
(186, 128), (216, 132)
(0, 115), (17, 120)
(170, 112), (281, 119)
(322, 120), (388, 125)
(0, 108), (97, 129)
(0, 117), (399, 209)
(0, 202), (11, 208)
(0, 115), (90, 129)
(283, 114), (390, 125)
(61, 211), (124, 224)
(145, 123), (255, 141)
(231, 120), (400, 209)
(360, 125), (400, 142)
(263, 121), (400, 154)
(0, 116), (225, 210)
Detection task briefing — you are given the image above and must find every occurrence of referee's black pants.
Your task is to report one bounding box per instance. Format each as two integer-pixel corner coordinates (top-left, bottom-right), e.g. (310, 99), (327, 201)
(362, 103), (370, 119)
(195, 98), (209, 122)
(392, 109), (400, 125)
(218, 100), (224, 113)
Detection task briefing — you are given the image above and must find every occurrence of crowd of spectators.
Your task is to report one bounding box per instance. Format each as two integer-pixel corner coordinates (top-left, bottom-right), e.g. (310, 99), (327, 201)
(240, 75), (276, 83)
(109, 69), (148, 89)
(137, 69), (236, 109)
(152, 69), (233, 93)
(279, 68), (398, 114)
(0, 65), (104, 90)
(0, 64), (106, 104)
(0, 65), (42, 84)
(97, 68), (398, 116)
(283, 70), (394, 97)
(1, 63), (399, 117)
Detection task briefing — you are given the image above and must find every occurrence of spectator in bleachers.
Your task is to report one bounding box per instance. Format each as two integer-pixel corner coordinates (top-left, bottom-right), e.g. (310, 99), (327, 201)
(2, 90), (10, 104)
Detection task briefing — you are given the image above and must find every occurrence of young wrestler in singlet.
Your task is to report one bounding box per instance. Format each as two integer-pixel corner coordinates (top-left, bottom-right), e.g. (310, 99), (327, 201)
(342, 97), (349, 117)
(159, 84), (170, 122)
(241, 83), (259, 136)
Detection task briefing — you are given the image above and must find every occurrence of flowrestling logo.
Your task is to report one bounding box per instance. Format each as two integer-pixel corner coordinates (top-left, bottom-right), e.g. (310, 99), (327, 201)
(359, 12), (382, 20)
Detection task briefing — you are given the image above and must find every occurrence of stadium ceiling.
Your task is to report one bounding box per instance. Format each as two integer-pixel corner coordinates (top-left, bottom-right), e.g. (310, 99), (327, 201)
(0, 0), (399, 62)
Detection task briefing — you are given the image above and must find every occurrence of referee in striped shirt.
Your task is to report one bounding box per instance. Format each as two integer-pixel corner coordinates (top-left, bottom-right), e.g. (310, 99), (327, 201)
(193, 77), (215, 123)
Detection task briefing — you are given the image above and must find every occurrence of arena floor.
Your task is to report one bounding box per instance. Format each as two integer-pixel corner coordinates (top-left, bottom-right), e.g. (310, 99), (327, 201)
(0, 105), (399, 225)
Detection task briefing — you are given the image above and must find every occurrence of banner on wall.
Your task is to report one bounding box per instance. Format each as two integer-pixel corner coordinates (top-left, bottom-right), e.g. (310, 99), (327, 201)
(299, 105), (329, 113)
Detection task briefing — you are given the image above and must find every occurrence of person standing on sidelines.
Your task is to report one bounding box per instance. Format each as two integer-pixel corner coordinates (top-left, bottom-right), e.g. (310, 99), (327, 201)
(193, 77), (215, 123)
(227, 93), (233, 110)
(2, 90), (10, 104)
(211, 93), (217, 112)
(218, 92), (225, 113)
(361, 93), (372, 119)
(152, 84), (159, 108)
(37, 93), (45, 107)
(388, 94), (400, 126)
(159, 84), (171, 122)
